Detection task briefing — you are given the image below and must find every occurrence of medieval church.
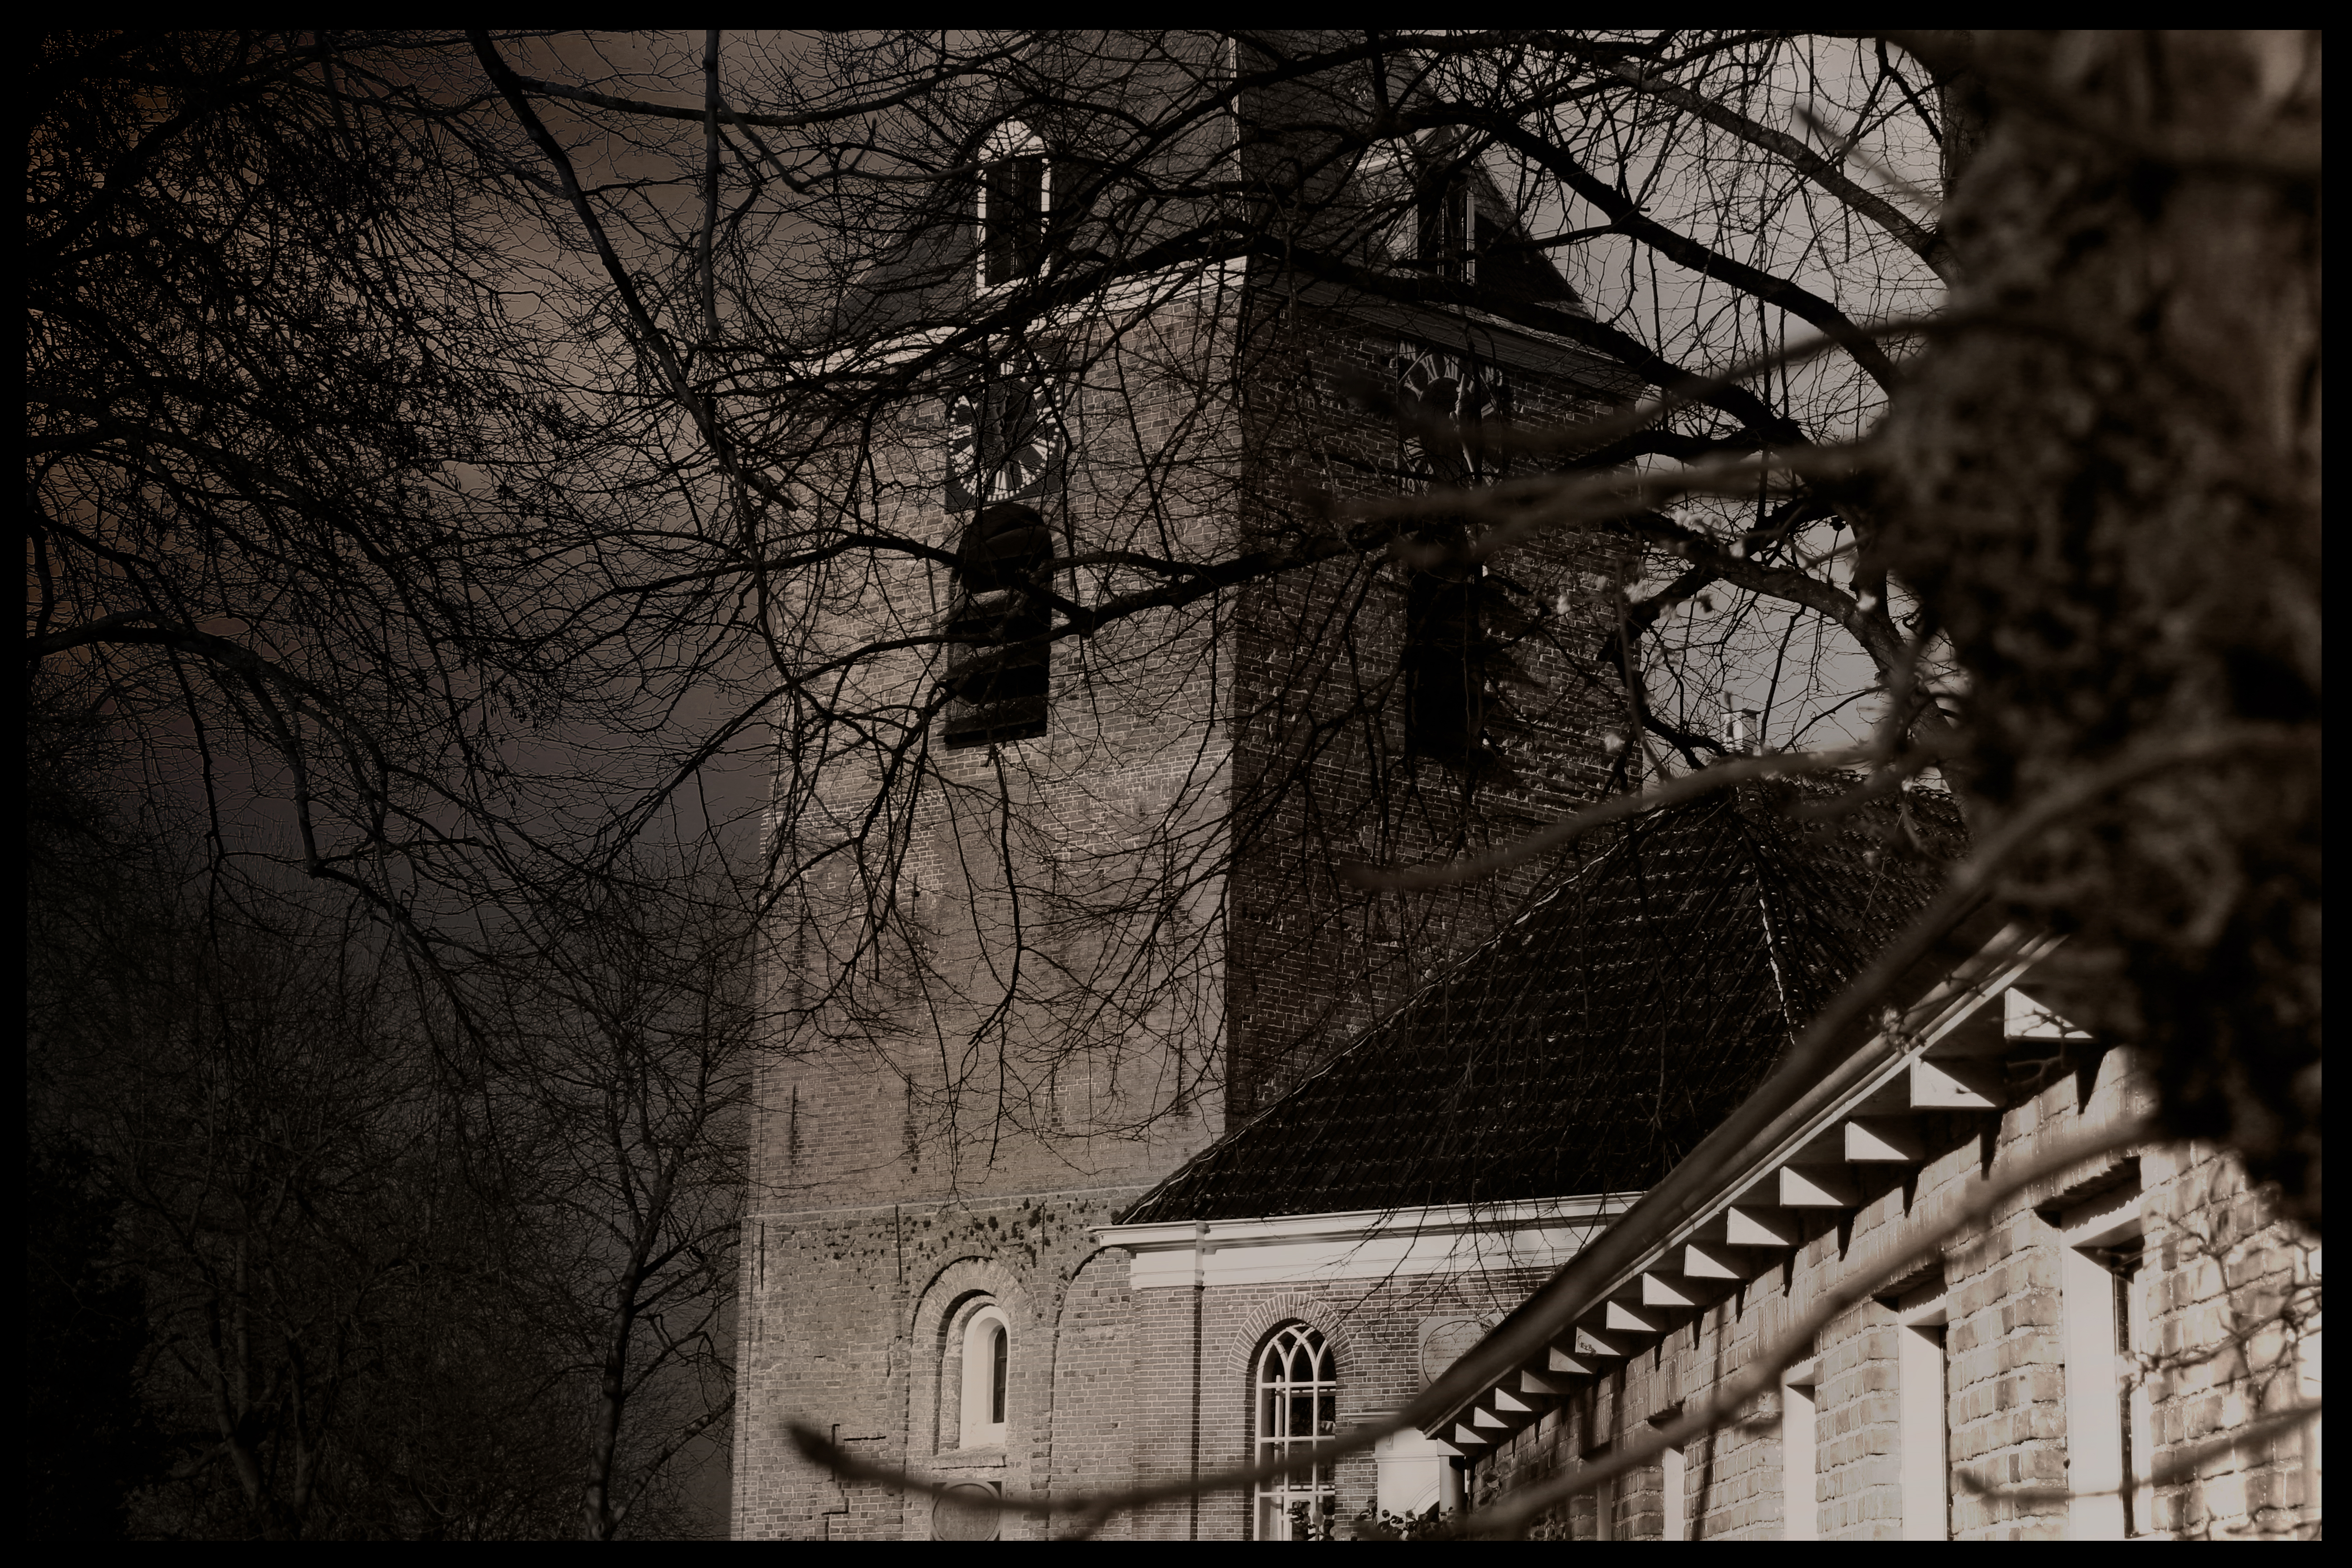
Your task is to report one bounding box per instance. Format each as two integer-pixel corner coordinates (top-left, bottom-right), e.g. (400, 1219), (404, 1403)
(733, 37), (2318, 1542)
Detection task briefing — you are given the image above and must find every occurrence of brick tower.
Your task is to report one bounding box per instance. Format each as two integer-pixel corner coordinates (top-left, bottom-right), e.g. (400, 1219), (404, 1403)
(732, 38), (1637, 1539)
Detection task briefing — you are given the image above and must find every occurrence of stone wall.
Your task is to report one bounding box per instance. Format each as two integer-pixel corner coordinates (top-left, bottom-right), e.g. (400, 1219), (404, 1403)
(2136, 1139), (2321, 1538)
(1471, 1042), (2321, 1540)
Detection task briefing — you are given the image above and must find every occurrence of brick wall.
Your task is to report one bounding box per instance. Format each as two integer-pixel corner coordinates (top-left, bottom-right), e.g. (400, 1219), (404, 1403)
(742, 269), (1645, 1538)
(1122, 1265), (1555, 1540)
(1472, 1041), (2321, 1541)
(734, 1189), (1147, 1540)
(1223, 295), (1638, 1111)
(1045, 1245), (1140, 1535)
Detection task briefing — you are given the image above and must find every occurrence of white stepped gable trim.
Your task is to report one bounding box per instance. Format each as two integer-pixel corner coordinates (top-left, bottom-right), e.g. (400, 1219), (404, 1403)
(1421, 921), (2066, 1448)
(2005, 985), (2093, 1040)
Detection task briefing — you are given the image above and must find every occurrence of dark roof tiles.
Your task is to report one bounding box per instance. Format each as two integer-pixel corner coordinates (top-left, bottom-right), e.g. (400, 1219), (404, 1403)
(1119, 780), (1960, 1224)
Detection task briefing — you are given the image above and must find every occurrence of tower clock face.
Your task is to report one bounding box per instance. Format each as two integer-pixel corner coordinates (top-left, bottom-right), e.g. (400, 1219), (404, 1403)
(1396, 346), (1505, 484)
(948, 364), (1066, 508)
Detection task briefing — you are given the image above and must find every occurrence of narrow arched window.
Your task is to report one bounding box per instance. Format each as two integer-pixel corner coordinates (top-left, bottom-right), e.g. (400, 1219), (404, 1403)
(958, 1302), (1011, 1449)
(942, 502), (1054, 748)
(989, 1320), (1009, 1425)
(977, 123), (1049, 289)
(1254, 1323), (1338, 1539)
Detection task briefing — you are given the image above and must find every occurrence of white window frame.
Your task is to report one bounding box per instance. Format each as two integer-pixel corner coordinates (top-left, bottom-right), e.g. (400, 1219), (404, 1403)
(975, 122), (1050, 294)
(1254, 1323), (1338, 1540)
(2059, 1189), (2151, 1539)
(957, 1301), (1010, 1450)
(1661, 1437), (1689, 1540)
(1782, 1357), (1820, 1541)
(1895, 1282), (1951, 1540)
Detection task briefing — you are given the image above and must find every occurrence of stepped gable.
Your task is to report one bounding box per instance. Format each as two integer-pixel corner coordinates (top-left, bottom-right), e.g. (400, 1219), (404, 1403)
(1120, 780), (1963, 1223)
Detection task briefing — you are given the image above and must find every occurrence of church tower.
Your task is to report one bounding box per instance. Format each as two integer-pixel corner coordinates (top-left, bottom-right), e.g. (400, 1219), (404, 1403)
(732, 36), (1637, 1539)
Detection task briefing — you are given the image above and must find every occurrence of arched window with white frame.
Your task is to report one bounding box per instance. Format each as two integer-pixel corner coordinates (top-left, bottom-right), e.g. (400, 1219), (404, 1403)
(956, 1300), (1011, 1450)
(1254, 1323), (1337, 1539)
(975, 122), (1049, 289)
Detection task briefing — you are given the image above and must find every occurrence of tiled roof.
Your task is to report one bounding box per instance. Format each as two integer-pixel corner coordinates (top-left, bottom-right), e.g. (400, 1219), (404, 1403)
(1120, 780), (1962, 1224)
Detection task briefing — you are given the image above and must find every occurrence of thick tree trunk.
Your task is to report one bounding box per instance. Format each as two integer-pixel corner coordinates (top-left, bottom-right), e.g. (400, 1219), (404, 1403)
(1884, 31), (2322, 1224)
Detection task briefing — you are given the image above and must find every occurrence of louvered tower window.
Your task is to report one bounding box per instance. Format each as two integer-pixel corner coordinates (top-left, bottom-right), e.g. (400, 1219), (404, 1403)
(942, 503), (1053, 748)
(1417, 178), (1473, 284)
(1254, 1323), (1338, 1539)
(1405, 565), (1483, 762)
(1393, 345), (1524, 772)
(977, 125), (1049, 288)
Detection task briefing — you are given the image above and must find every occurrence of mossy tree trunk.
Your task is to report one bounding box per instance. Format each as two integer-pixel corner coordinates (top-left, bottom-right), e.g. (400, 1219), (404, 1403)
(1885, 30), (2321, 1225)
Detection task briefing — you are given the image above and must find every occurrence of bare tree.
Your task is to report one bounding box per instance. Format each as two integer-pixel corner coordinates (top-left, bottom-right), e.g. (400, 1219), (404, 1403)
(26, 27), (1979, 1173)
(451, 27), (2312, 1214)
(30, 34), (760, 1533)
(27, 680), (751, 1538)
(466, 851), (755, 1539)
(25, 815), (581, 1538)
(26, 27), (2319, 1533)
(779, 26), (2319, 1533)
(1880, 29), (2319, 1225)
(436, 33), (1956, 1165)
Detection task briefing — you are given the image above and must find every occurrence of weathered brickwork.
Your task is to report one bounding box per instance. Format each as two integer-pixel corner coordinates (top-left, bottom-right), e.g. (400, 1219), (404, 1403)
(737, 225), (2320, 1538)
(1473, 1042), (2321, 1541)
(734, 1190), (1147, 1540)
(1222, 299), (1639, 1112)
(739, 256), (1636, 1539)
(1044, 1246), (1140, 1534)
(2136, 1140), (2321, 1539)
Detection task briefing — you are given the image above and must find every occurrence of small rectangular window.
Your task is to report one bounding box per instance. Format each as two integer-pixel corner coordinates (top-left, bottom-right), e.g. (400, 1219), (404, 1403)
(2058, 1190), (2148, 1539)
(1782, 1369), (1818, 1541)
(1898, 1324), (1950, 1539)
(980, 155), (1047, 287)
(1895, 1282), (1951, 1541)
(2115, 1247), (2155, 1535)
(1579, 1440), (1615, 1541)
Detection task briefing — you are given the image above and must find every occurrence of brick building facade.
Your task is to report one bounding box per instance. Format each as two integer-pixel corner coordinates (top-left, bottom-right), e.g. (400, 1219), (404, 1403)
(735, 36), (2319, 1545)
(732, 38), (1647, 1540)
(1435, 930), (2323, 1542)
